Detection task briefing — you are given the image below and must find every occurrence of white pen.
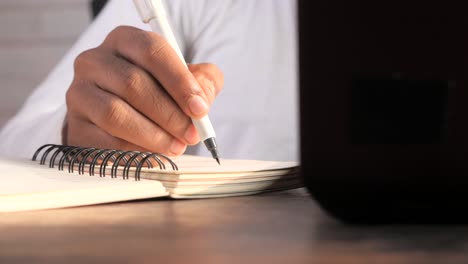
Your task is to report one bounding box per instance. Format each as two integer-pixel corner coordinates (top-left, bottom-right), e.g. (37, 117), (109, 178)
(132, 0), (220, 164)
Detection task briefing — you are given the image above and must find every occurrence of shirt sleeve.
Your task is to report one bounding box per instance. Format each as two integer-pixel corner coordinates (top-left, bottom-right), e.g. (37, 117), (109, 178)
(0, 0), (216, 159)
(0, 0), (298, 161)
(0, 0), (145, 158)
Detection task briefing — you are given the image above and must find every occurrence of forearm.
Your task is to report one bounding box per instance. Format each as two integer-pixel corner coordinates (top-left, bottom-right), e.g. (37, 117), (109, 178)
(0, 104), (66, 159)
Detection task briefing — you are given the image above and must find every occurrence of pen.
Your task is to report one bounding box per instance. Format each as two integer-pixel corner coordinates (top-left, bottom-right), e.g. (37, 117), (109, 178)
(132, 0), (220, 164)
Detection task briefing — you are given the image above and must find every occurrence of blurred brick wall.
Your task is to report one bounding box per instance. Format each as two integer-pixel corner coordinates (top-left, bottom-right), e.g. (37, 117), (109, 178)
(0, 0), (91, 129)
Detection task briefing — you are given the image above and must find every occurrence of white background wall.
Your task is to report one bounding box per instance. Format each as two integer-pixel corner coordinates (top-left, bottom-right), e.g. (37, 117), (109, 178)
(0, 0), (91, 129)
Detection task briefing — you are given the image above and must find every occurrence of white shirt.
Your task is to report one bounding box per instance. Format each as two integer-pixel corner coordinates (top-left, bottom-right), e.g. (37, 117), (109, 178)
(0, 0), (298, 161)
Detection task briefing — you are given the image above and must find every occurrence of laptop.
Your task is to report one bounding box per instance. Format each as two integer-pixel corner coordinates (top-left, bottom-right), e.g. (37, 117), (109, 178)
(299, 0), (468, 223)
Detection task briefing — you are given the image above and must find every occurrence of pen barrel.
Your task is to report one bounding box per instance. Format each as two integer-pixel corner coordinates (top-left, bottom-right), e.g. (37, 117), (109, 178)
(146, 4), (216, 142)
(149, 17), (216, 141)
(193, 116), (216, 141)
(133, 0), (218, 145)
(148, 17), (185, 64)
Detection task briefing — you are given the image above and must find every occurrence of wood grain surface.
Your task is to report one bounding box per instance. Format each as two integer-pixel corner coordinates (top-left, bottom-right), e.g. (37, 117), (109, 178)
(1, 188), (468, 264)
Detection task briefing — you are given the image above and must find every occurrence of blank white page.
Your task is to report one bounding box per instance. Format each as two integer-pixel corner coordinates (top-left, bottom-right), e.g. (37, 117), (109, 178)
(172, 155), (298, 173)
(0, 159), (168, 212)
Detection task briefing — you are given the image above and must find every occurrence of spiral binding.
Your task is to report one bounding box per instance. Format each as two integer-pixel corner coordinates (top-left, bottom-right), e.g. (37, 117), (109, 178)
(32, 144), (178, 181)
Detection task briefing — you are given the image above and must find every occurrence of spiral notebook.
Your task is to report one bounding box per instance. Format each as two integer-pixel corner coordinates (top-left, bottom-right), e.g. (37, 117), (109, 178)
(0, 144), (301, 212)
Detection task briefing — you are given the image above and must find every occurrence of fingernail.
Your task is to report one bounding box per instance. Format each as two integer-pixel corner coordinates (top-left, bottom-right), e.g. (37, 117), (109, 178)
(184, 125), (200, 144)
(188, 95), (208, 116)
(170, 140), (186, 155)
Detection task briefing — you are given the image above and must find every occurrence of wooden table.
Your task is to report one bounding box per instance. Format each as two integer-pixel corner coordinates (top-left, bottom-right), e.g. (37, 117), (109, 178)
(1, 187), (468, 263)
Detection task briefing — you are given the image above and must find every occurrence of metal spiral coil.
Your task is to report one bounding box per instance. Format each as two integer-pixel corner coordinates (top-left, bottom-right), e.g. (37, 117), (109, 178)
(32, 144), (178, 181)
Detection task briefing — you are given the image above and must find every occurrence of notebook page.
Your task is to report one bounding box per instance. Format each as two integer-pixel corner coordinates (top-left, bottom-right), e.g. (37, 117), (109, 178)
(0, 159), (168, 212)
(172, 155), (298, 173)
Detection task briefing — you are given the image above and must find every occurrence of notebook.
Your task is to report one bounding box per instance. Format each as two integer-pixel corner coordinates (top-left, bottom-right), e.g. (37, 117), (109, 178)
(0, 144), (301, 213)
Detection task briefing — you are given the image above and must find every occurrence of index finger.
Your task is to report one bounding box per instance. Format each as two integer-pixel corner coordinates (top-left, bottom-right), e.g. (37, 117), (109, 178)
(102, 26), (209, 119)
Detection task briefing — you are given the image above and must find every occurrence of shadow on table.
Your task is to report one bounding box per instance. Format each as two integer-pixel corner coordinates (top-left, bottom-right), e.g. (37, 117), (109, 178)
(313, 220), (468, 253)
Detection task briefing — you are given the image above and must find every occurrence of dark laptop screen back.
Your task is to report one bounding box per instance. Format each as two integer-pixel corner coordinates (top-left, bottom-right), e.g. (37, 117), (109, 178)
(299, 0), (468, 223)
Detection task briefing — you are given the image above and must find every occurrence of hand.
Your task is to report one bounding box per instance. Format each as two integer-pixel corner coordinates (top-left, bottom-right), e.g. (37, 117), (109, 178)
(64, 26), (224, 156)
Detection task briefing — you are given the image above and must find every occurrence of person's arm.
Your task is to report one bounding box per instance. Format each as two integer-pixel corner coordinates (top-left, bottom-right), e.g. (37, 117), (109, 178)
(0, 0), (223, 158)
(1, 0), (298, 161)
(65, 25), (223, 155)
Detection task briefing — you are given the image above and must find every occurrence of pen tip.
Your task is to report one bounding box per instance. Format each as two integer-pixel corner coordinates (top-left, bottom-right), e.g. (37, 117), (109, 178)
(215, 157), (220, 165)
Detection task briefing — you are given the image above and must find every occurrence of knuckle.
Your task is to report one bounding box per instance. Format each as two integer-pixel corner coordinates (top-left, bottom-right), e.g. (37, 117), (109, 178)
(165, 109), (179, 128)
(107, 25), (134, 41)
(150, 93), (183, 132)
(111, 25), (128, 35)
(65, 80), (83, 112)
(190, 63), (224, 98)
(165, 109), (188, 134)
(196, 76), (215, 102)
(151, 93), (166, 119)
(140, 33), (169, 62)
(206, 63), (222, 75)
(204, 63), (224, 90)
(65, 88), (75, 111)
(65, 84), (75, 108)
(73, 49), (95, 73)
(149, 130), (166, 146)
(176, 71), (198, 99)
(121, 67), (142, 100)
(102, 98), (125, 128)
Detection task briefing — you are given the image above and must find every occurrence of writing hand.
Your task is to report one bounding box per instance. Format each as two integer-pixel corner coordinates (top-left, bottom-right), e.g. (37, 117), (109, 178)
(64, 26), (224, 156)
